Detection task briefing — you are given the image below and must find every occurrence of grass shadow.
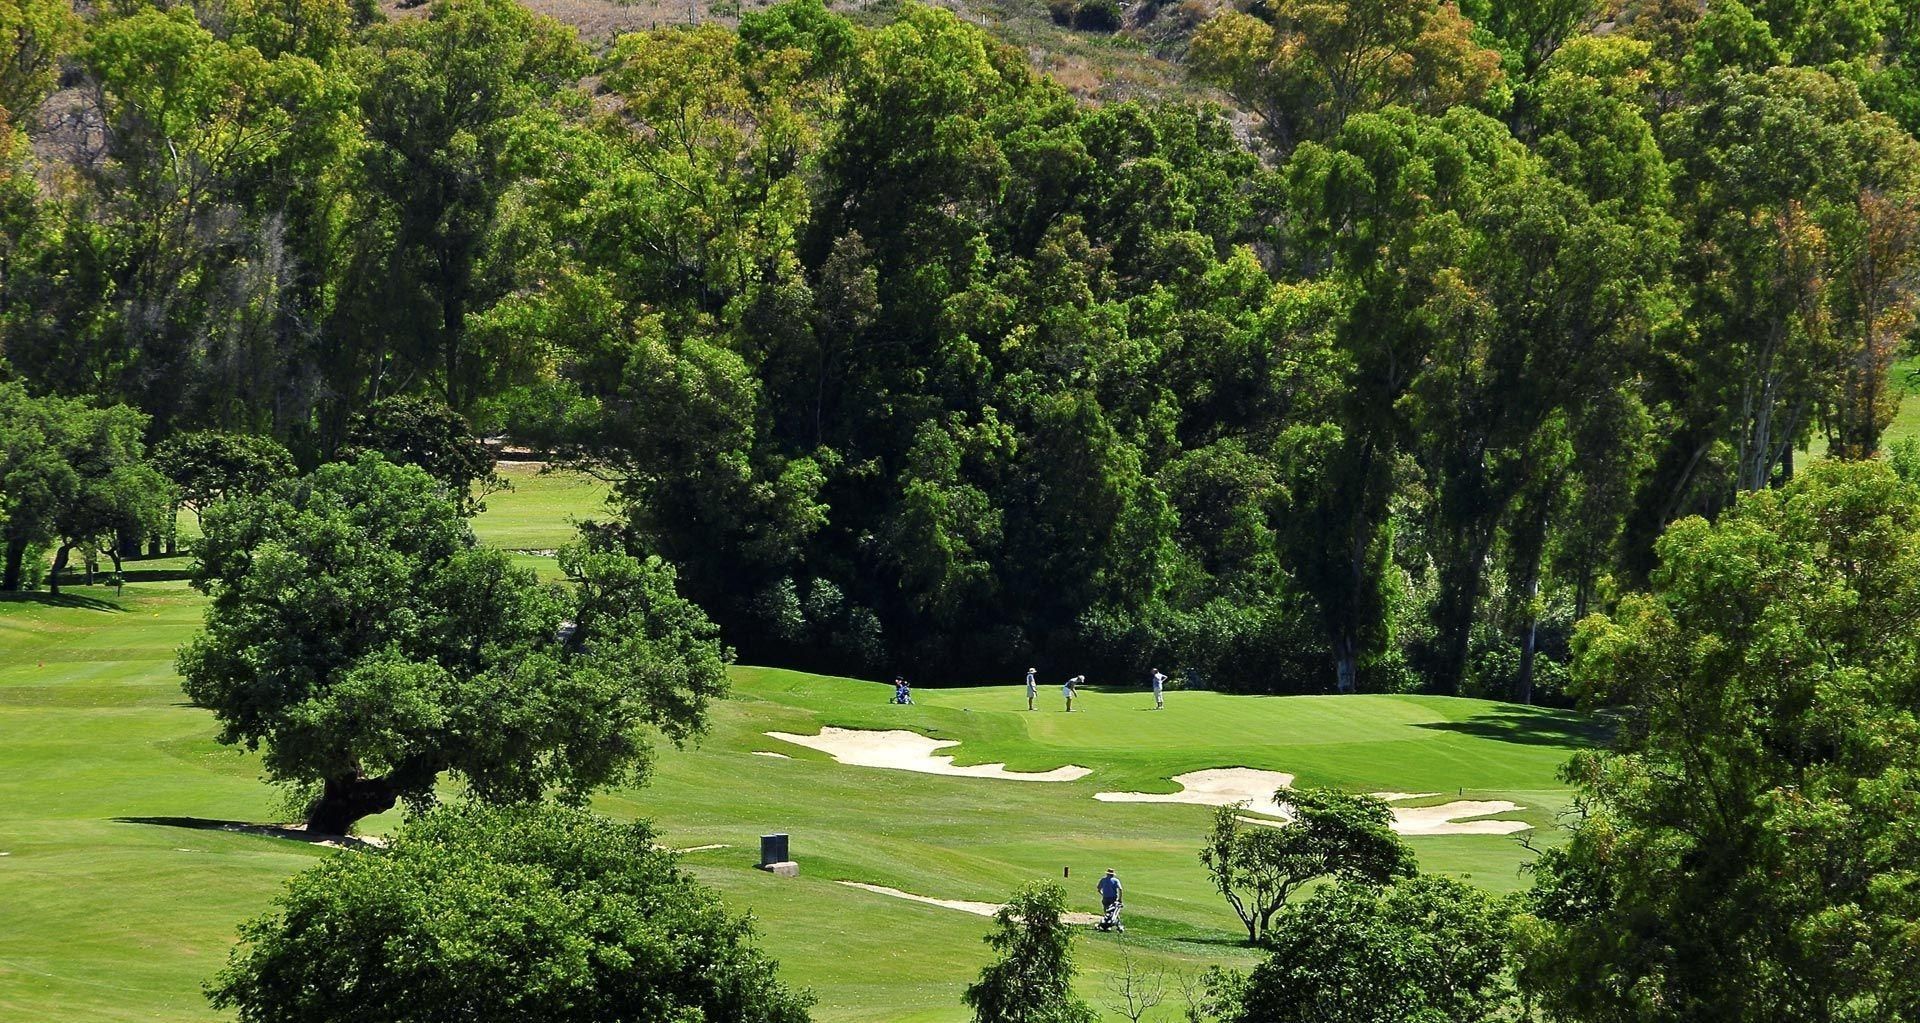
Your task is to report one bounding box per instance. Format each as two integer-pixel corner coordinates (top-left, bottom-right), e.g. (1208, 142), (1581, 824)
(1170, 933), (1263, 950)
(0, 591), (124, 611)
(46, 568), (193, 586)
(112, 815), (383, 851)
(116, 568), (195, 583)
(1415, 707), (1612, 748)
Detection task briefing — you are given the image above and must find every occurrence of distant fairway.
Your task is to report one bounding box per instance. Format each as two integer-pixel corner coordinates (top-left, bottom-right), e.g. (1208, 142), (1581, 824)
(0, 464), (1599, 1023)
(473, 460), (615, 550)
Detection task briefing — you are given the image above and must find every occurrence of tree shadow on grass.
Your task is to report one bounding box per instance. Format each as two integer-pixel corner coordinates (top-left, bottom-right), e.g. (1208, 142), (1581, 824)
(45, 567), (193, 587)
(1415, 707), (1613, 749)
(112, 815), (384, 851)
(1173, 933), (1263, 950)
(115, 568), (194, 583)
(0, 591), (124, 612)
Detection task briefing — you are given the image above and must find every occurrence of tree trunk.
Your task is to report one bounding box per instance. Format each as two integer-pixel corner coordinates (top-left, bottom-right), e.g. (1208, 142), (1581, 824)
(1517, 592), (1540, 707)
(1512, 502), (1551, 707)
(148, 534), (162, 558)
(305, 773), (402, 836)
(49, 544), (72, 595)
(2, 537), (25, 591)
(1333, 634), (1358, 694)
(1432, 553), (1483, 697)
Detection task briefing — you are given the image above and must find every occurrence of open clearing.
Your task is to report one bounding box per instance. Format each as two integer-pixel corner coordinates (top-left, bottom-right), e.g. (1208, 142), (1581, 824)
(0, 465), (1602, 1022)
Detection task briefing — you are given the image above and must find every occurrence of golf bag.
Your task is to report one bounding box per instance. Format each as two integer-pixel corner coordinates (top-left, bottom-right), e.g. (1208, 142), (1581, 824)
(1097, 900), (1124, 932)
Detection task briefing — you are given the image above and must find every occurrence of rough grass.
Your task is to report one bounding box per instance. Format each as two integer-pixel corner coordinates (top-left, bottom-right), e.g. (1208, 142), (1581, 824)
(0, 460), (1595, 1021)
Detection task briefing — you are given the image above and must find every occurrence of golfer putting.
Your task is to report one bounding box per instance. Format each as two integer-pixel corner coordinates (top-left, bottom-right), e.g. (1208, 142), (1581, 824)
(1063, 675), (1084, 712)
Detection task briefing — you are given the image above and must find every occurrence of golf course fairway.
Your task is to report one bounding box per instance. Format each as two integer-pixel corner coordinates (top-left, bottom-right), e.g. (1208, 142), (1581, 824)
(0, 466), (1602, 1022)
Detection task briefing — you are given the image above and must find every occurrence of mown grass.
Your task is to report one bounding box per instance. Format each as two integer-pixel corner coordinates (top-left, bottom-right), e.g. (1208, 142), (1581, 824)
(0, 461), (1593, 1022)
(472, 460), (616, 550)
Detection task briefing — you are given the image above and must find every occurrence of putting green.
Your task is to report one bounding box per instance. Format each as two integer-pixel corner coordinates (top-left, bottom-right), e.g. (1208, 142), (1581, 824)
(0, 464), (1597, 1021)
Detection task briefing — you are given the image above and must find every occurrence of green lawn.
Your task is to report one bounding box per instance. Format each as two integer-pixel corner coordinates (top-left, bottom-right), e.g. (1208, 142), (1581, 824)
(1880, 356), (1920, 450)
(472, 460), (614, 551)
(0, 461), (1595, 1022)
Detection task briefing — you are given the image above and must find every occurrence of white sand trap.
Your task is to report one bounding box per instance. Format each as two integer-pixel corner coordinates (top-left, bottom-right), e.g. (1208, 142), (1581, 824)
(1236, 799), (1530, 836)
(751, 751), (792, 759)
(1388, 801), (1529, 836)
(1094, 768), (1296, 818)
(763, 727), (1091, 781)
(838, 882), (1103, 925)
(1098, 770), (1529, 836)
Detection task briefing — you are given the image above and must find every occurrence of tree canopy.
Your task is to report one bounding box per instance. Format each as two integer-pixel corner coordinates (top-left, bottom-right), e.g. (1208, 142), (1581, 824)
(5, 0), (1920, 698)
(1200, 788), (1414, 943)
(962, 881), (1099, 1023)
(1221, 876), (1514, 1023)
(177, 454), (729, 833)
(210, 801), (813, 1023)
(1518, 459), (1920, 1020)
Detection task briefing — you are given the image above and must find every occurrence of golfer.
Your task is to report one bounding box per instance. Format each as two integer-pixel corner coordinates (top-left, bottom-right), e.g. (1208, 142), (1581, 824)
(1096, 868), (1124, 932)
(1151, 668), (1166, 710)
(1063, 674), (1084, 712)
(1025, 667), (1038, 711)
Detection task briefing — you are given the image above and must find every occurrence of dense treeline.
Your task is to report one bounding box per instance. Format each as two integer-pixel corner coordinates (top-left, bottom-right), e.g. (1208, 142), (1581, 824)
(5, 0), (1920, 697)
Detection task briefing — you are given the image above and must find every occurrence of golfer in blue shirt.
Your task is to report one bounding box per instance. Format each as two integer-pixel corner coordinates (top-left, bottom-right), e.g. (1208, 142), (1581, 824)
(1096, 869), (1124, 932)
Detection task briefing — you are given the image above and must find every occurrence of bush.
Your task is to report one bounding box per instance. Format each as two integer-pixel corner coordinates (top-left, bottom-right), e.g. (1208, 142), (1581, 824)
(1071, 0), (1122, 31)
(210, 802), (813, 1023)
(1218, 876), (1514, 1023)
(963, 882), (1098, 1023)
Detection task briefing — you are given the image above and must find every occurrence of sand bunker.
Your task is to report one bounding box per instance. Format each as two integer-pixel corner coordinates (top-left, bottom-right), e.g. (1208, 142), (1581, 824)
(1385, 801), (1529, 836)
(1094, 767), (1296, 817)
(1096, 769), (1529, 836)
(763, 727), (1091, 782)
(751, 751), (792, 759)
(838, 882), (1103, 925)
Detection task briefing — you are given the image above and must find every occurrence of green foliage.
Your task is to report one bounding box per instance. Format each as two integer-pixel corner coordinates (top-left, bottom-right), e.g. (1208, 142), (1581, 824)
(0, 383), (168, 592)
(43, 402), (171, 587)
(1220, 875), (1514, 1023)
(1200, 788), (1414, 943)
(345, 394), (504, 513)
(177, 454), (729, 833)
(962, 881), (1099, 1023)
(1190, 0), (1505, 151)
(0, 0), (80, 119)
(152, 430), (296, 522)
(1519, 459), (1920, 1020)
(9, 0), (1920, 699)
(335, 0), (588, 414)
(208, 801), (813, 1023)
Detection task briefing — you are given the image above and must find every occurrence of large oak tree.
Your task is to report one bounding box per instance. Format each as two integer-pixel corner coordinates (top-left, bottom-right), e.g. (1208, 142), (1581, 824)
(178, 453), (729, 834)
